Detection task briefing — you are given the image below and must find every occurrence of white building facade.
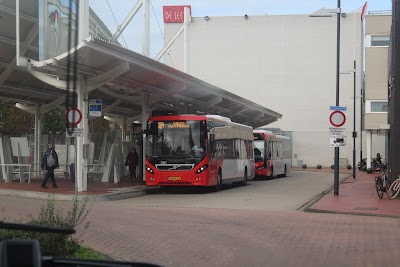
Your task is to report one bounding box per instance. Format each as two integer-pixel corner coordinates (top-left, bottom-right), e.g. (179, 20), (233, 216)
(164, 12), (364, 167)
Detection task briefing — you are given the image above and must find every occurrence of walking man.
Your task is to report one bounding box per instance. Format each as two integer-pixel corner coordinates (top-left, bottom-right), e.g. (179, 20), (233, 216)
(41, 144), (59, 189)
(125, 147), (139, 183)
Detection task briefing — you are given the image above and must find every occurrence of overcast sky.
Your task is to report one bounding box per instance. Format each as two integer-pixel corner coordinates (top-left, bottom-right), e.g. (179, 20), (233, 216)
(89, 0), (392, 58)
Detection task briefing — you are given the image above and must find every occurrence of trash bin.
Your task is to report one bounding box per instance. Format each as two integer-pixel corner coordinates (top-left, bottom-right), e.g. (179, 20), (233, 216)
(70, 163), (75, 183)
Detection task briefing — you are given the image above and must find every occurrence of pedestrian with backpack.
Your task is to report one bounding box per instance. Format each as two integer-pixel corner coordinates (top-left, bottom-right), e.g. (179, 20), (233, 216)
(41, 144), (59, 189)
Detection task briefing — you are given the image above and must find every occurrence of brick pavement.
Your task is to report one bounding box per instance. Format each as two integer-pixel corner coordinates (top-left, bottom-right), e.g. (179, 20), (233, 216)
(81, 205), (400, 267)
(308, 170), (400, 217)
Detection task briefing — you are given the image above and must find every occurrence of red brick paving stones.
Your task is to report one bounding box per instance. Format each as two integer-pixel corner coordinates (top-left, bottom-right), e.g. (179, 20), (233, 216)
(80, 206), (400, 267)
(308, 170), (400, 217)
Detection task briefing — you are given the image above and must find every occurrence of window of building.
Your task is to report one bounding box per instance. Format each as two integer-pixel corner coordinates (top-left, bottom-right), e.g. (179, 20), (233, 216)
(371, 35), (390, 47)
(370, 101), (388, 112)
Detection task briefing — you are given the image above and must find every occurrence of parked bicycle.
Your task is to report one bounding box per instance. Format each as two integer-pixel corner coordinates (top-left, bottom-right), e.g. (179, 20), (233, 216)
(388, 175), (400, 199)
(375, 164), (390, 199)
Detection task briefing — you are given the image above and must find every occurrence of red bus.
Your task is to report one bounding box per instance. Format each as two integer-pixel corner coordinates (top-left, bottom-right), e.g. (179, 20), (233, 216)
(145, 114), (255, 189)
(253, 130), (291, 178)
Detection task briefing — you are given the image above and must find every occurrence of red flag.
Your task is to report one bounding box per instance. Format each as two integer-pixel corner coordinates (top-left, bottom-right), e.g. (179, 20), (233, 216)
(361, 2), (368, 20)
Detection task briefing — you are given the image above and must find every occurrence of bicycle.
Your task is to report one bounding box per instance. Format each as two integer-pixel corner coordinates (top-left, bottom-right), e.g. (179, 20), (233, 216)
(375, 164), (390, 199)
(388, 175), (400, 200)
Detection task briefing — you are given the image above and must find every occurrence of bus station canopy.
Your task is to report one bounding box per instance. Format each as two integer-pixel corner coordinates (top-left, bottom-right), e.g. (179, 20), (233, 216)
(0, 0), (282, 128)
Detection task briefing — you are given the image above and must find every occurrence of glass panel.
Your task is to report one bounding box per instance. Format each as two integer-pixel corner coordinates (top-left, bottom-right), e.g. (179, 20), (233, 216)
(147, 120), (206, 159)
(253, 140), (264, 162)
(371, 35), (390, 46)
(371, 101), (388, 112)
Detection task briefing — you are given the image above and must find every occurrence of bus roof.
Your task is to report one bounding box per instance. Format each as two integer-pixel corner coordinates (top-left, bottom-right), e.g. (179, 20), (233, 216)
(253, 130), (273, 135)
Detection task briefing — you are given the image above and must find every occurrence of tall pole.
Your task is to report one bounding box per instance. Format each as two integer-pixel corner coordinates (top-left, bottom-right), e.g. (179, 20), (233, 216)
(334, 0), (341, 196)
(353, 60), (357, 178)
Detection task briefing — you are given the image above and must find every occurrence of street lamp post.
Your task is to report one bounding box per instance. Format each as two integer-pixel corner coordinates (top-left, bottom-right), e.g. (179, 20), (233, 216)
(310, 1), (342, 195)
(353, 60), (357, 179)
(333, 0), (341, 196)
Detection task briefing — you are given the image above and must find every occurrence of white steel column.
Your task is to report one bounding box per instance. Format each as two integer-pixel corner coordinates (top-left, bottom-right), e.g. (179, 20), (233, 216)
(142, 0), (150, 57)
(34, 104), (40, 172)
(82, 79), (89, 191)
(122, 117), (127, 141)
(78, 0), (90, 42)
(76, 77), (88, 192)
(37, 112), (42, 174)
(183, 7), (191, 73)
(16, 0), (20, 66)
(366, 131), (372, 169)
(141, 93), (149, 181)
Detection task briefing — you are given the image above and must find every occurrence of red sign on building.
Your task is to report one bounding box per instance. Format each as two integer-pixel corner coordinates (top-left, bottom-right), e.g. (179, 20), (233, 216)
(163, 5), (191, 23)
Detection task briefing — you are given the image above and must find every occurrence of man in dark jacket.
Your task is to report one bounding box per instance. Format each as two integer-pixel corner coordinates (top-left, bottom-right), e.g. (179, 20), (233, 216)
(41, 144), (59, 189)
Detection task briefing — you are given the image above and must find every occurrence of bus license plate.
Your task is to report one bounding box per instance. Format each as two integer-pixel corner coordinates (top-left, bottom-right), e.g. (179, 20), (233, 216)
(168, 177), (182, 181)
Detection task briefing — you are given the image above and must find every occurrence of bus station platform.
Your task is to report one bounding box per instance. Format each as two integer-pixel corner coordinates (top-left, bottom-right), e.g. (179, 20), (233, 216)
(0, 174), (155, 202)
(306, 170), (400, 218)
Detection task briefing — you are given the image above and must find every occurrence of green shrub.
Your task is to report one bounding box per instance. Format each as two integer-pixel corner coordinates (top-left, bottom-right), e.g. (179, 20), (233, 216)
(0, 194), (91, 257)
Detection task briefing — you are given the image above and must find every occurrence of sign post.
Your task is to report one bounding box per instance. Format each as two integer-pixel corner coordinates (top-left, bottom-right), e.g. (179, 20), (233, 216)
(329, 105), (347, 196)
(65, 107), (83, 137)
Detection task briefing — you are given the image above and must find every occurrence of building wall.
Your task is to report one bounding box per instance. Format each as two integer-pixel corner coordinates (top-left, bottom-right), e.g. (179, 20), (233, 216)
(164, 14), (362, 166)
(364, 113), (388, 129)
(365, 15), (392, 35)
(365, 49), (389, 100)
(364, 15), (391, 159)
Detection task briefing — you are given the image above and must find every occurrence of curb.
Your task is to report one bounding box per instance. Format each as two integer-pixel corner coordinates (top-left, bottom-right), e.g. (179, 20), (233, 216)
(298, 173), (351, 211)
(0, 187), (159, 202)
(305, 207), (400, 219)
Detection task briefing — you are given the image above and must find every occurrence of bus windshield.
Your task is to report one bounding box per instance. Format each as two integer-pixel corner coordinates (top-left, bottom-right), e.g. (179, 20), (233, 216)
(253, 140), (265, 162)
(147, 120), (207, 159)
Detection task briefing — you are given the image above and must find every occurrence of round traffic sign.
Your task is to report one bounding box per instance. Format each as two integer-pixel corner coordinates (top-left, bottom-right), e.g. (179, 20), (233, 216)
(329, 111), (346, 127)
(65, 108), (82, 125)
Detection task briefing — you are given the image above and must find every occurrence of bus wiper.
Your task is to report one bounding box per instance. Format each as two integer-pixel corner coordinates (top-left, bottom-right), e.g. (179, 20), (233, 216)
(0, 221), (75, 234)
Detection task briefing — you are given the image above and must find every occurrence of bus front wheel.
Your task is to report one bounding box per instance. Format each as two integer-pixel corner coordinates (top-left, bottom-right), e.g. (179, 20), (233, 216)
(240, 168), (248, 186)
(213, 171), (223, 192)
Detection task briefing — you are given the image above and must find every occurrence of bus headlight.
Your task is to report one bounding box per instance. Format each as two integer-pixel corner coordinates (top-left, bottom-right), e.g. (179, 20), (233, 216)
(145, 165), (154, 174)
(196, 164), (208, 174)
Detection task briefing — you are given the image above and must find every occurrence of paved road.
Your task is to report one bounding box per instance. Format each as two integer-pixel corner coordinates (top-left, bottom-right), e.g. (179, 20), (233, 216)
(3, 171), (400, 267)
(106, 171), (346, 211)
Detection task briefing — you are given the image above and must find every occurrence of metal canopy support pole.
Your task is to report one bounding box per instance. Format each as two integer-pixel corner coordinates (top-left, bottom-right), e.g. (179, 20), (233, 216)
(16, 0), (20, 66)
(110, 0), (143, 42)
(76, 78), (88, 192)
(34, 104), (40, 172)
(183, 7), (191, 73)
(353, 60), (357, 178)
(78, 0), (89, 42)
(367, 131), (372, 169)
(142, 0), (150, 57)
(155, 25), (185, 61)
(82, 79), (89, 191)
(122, 117), (127, 142)
(37, 111), (42, 175)
(333, 0), (341, 196)
(141, 93), (149, 182)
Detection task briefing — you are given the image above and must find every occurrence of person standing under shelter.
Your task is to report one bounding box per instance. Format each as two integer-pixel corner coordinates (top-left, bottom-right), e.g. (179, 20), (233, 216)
(41, 144), (59, 189)
(125, 147), (139, 183)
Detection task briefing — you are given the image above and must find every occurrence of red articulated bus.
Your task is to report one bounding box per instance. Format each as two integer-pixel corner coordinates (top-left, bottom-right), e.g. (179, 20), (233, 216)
(253, 130), (292, 178)
(145, 114), (255, 190)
